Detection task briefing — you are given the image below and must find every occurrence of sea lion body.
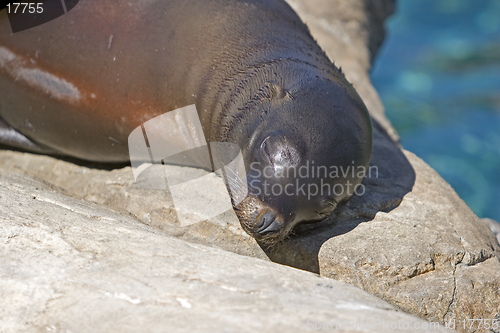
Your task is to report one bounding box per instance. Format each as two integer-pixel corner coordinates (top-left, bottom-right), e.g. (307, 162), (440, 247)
(0, 0), (372, 243)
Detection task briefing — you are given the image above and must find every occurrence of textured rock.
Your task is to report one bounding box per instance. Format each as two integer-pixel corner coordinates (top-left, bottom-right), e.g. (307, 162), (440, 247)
(263, 138), (500, 332)
(0, 150), (267, 260)
(0, 174), (453, 333)
(315, 152), (500, 327)
(482, 218), (500, 245)
(1, 1), (499, 332)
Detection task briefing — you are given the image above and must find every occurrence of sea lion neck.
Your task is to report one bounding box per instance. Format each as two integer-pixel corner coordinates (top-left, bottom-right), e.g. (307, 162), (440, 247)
(203, 59), (337, 145)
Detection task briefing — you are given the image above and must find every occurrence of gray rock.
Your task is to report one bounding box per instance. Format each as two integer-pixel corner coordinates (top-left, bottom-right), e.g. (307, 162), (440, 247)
(0, 150), (267, 260)
(482, 218), (500, 246)
(0, 174), (453, 333)
(317, 152), (500, 327)
(1, 0), (499, 332)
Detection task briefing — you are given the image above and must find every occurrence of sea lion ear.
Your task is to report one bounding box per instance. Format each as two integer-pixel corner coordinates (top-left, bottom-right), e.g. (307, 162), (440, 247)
(260, 134), (301, 167)
(260, 136), (273, 164)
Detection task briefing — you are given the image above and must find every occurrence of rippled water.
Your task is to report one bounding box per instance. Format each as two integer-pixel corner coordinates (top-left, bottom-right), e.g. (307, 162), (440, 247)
(372, 0), (500, 221)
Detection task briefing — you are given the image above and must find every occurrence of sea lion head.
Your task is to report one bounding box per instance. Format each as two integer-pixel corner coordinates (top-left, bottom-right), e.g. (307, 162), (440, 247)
(229, 71), (372, 244)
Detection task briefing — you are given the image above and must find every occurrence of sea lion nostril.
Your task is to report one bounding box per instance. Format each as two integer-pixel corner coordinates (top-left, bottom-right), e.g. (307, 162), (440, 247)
(256, 211), (279, 234)
(256, 219), (281, 236)
(260, 219), (281, 235)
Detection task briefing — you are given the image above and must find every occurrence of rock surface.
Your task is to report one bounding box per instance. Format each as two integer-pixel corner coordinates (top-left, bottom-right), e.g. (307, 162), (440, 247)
(0, 174), (454, 333)
(482, 218), (500, 246)
(1, 0), (499, 333)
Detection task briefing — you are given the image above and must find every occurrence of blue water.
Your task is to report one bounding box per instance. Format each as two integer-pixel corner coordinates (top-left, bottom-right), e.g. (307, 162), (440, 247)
(371, 0), (500, 221)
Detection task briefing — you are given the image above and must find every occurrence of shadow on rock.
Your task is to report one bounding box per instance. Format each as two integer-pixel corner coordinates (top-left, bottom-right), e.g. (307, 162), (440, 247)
(260, 119), (416, 273)
(0, 144), (131, 171)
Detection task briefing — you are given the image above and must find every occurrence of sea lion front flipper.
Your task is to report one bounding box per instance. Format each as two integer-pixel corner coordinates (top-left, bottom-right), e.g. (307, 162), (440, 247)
(0, 117), (58, 154)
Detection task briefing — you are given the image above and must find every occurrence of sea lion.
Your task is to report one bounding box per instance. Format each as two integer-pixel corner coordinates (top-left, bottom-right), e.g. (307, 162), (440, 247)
(0, 0), (372, 244)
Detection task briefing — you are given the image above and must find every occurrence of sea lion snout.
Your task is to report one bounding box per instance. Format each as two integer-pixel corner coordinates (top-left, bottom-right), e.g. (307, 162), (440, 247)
(233, 196), (290, 243)
(235, 160), (337, 244)
(234, 191), (332, 244)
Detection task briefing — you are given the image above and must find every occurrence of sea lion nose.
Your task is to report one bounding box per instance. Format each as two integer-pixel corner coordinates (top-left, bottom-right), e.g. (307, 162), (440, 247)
(255, 211), (281, 235)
